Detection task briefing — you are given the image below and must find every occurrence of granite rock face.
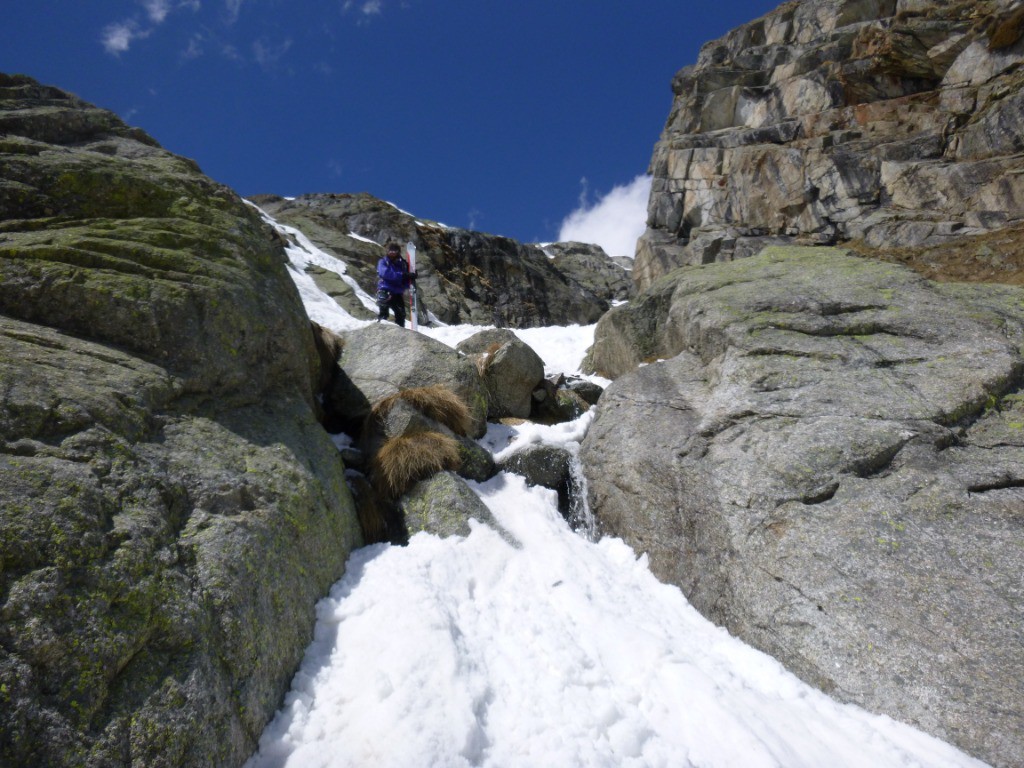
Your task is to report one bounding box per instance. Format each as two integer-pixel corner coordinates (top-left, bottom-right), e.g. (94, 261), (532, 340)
(582, 246), (1024, 767)
(0, 75), (362, 767)
(455, 328), (546, 419)
(637, 0), (1024, 290)
(253, 193), (632, 327)
(330, 321), (490, 438)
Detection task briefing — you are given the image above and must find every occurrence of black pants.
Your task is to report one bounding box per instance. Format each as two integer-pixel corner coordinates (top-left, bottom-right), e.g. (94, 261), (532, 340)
(378, 291), (406, 326)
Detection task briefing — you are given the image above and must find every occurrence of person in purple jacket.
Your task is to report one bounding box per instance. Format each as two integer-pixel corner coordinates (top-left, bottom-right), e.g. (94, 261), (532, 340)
(376, 242), (416, 326)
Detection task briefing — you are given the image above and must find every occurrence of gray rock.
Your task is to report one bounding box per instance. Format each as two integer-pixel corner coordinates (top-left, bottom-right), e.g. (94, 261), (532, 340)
(304, 264), (377, 321)
(363, 397), (496, 483)
(497, 444), (581, 521)
(635, 0), (1024, 290)
(0, 75), (362, 768)
(581, 246), (1024, 767)
(564, 377), (604, 406)
(0, 77), (318, 404)
(251, 193), (616, 328)
(332, 322), (489, 438)
(498, 444), (572, 492)
(399, 471), (499, 540)
(530, 379), (592, 425)
(542, 241), (634, 302)
(456, 328), (546, 419)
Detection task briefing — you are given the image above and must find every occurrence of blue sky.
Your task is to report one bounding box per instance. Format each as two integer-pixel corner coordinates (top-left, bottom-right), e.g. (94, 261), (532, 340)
(4, 1), (780, 252)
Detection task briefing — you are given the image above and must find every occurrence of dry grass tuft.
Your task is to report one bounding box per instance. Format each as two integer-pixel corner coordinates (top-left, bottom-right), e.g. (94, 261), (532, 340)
(475, 341), (505, 377)
(370, 431), (462, 500)
(310, 321), (345, 392)
(348, 473), (389, 544)
(372, 385), (473, 437)
(988, 7), (1024, 50)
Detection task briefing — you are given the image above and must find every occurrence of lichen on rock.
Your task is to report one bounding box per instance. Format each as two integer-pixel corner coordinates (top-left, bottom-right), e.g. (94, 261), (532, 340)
(0, 74), (362, 768)
(582, 245), (1024, 766)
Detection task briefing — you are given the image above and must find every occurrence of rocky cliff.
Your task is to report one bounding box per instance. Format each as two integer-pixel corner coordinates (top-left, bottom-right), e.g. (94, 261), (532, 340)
(637, 0), (1024, 290)
(582, 1), (1024, 763)
(0, 74), (362, 767)
(252, 193), (633, 328)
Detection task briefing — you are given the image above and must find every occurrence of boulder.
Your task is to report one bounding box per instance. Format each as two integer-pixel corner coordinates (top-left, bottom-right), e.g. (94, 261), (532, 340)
(581, 246), (1024, 767)
(0, 80), (317, 403)
(456, 328), (545, 419)
(398, 471), (499, 541)
(362, 395), (496, 484)
(0, 75), (361, 768)
(564, 377), (604, 406)
(330, 321), (489, 438)
(498, 444), (571, 489)
(530, 379), (593, 425)
(497, 444), (574, 515)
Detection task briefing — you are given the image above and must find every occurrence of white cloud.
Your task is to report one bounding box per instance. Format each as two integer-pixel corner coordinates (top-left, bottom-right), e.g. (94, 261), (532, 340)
(143, 0), (172, 23)
(343, 0), (384, 20)
(102, 0), (200, 55)
(102, 21), (146, 55)
(557, 174), (651, 258)
(225, 0), (245, 23)
(221, 43), (243, 61)
(181, 33), (205, 60)
(252, 37), (293, 70)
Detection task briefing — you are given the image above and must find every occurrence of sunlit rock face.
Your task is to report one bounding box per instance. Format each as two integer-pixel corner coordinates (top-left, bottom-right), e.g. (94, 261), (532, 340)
(252, 193), (632, 328)
(583, 245), (1024, 767)
(0, 73), (362, 768)
(636, 0), (1024, 291)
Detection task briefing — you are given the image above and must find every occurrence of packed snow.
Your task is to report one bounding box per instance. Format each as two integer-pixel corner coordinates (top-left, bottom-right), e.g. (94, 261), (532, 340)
(243, 209), (989, 768)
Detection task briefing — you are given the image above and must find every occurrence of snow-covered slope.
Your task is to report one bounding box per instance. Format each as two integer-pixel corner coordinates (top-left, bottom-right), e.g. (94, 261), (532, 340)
(243, 209), (989, 768)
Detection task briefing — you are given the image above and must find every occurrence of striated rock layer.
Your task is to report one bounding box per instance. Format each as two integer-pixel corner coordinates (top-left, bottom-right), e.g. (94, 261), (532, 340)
(0, 74), (362, 767)
(637, 0), (1024, 290)
(582, 247), (1024, 766)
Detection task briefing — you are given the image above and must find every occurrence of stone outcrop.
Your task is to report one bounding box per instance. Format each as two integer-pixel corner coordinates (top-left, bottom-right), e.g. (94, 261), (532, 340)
(456, 328), (546, 419)
(530, 377), (592, 425)
(304, 264), (378, 322)
(400, 471), (499, 540)
(329, 321), (490, 438)
(361, 390), (496, 491)
(581, 246), (1024, 767)
(252, 193), (631, 327)
(323, 316), (602, 544)
(637, 0), (1024, 290)
(540, 241), (635, 304)
(497, 444), (576, 518)
(0, 74), (362, 767)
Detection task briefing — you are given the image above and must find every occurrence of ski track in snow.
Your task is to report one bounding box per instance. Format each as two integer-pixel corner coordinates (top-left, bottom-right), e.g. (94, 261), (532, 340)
(242, 206), (990, 768)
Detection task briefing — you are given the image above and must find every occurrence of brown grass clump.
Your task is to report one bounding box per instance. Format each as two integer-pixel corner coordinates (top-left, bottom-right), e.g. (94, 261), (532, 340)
(347, 473), (389, 544)
(988, 6), (1024, 50)
(370, 431), (462, 500)
(475, 341), (505, 377)
(371, 385), (473, 437)
(310, 321), (345, 392)
(848, 223), (1024, 286)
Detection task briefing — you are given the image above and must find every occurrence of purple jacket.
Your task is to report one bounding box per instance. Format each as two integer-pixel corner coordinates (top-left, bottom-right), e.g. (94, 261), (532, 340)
(377, 254), (409, 294)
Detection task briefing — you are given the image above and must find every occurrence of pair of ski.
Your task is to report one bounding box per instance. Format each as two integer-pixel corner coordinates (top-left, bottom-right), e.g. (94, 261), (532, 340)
(404, 241), (420, 331)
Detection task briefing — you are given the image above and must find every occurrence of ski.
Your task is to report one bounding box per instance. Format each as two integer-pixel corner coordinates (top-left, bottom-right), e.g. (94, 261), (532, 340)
(405, 241), (418, 331)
